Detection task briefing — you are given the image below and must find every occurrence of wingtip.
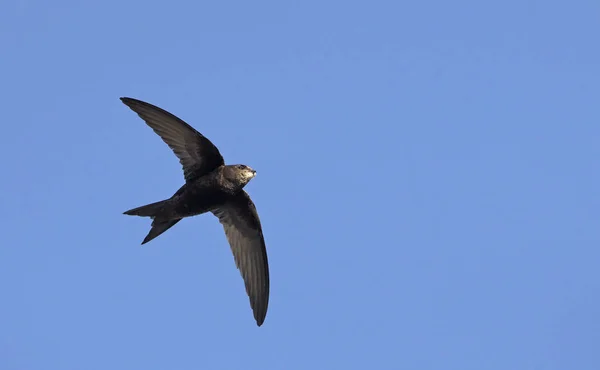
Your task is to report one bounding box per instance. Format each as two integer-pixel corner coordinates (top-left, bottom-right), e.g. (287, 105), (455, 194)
(255, 314), (266, 327)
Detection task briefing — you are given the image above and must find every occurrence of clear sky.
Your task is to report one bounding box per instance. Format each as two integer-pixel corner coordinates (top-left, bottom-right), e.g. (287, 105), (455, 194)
(1, 1), (598, 369)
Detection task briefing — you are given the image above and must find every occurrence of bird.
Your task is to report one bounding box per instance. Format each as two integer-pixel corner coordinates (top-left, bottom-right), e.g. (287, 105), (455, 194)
(120, 97), (269, 326)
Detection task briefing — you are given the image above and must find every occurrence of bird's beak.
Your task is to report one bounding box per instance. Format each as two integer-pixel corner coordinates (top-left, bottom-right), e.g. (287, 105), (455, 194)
(251, 170), (257, 177)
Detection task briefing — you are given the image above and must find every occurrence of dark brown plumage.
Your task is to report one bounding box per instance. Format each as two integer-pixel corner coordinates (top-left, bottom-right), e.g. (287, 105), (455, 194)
(121, 97), (270, 326)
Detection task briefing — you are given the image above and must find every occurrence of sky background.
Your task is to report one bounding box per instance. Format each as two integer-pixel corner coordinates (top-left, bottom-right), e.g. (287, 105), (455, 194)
(1, 1), (599, 369)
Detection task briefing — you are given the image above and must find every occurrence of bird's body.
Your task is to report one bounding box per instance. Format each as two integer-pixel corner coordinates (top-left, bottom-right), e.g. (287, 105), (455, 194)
(127, 166), (253, 222)
(120, 97), (269, 326)
(165, 174), (231, 218)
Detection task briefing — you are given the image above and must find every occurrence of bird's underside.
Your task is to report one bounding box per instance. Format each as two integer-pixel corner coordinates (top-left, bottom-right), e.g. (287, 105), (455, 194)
(120, 97), (270, 326)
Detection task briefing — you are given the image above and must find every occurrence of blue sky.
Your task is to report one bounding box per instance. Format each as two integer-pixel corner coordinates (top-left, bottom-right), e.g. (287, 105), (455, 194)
(1, 0), (599, 369)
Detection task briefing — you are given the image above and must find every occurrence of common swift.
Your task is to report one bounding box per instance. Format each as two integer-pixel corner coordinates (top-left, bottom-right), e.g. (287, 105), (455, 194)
(121, 97), (269, 326)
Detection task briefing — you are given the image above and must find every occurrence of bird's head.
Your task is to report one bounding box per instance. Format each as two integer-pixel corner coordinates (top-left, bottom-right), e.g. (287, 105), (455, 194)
(223, 164), (257, 189)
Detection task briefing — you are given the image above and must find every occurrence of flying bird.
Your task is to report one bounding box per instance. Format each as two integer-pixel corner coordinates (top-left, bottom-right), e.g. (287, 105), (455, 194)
(120, 97), (269, 326)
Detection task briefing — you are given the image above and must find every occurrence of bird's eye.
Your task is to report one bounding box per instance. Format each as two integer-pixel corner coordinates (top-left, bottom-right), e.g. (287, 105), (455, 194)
(237, 165), (245, 170)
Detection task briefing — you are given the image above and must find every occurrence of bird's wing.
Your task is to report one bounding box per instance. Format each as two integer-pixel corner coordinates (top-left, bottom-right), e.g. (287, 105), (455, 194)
(212, 191), (270, 326)
(120, 97), (225, 182)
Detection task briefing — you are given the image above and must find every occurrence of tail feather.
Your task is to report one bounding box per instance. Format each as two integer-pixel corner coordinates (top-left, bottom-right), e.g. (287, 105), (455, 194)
(123, 200), (167, 217)
(124, 199), (180, 244)
(142, 218), (182, 244)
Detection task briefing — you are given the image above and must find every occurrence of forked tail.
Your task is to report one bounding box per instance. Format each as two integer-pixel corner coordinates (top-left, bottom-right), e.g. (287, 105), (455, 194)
(123, 200), (181, 244)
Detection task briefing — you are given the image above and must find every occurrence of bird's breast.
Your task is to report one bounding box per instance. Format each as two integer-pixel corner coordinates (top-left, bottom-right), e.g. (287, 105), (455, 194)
(172, 185), (229, 218)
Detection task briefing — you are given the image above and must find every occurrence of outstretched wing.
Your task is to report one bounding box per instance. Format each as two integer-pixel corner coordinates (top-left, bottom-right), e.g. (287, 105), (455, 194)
(212, 191), (270, 326)
(121, 97), (225, 182)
